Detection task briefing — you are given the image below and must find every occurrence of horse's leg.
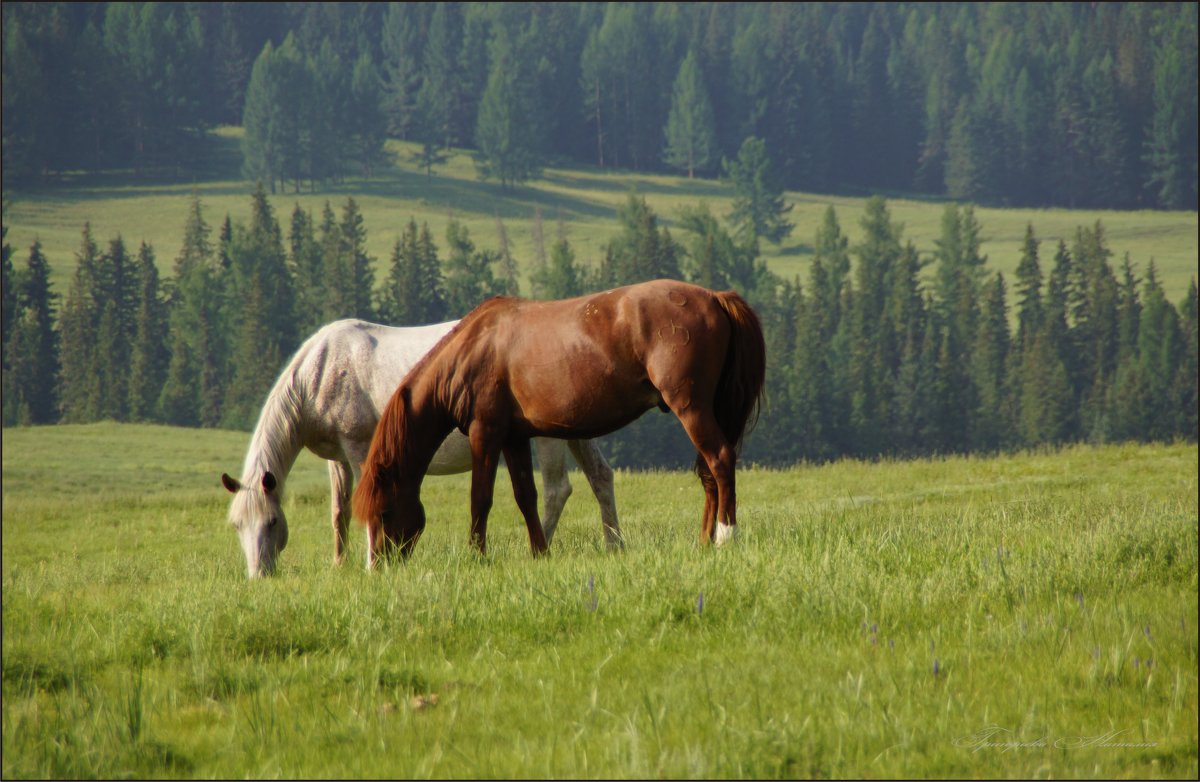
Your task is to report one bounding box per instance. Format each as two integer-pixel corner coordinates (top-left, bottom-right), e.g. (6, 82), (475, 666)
(534, 438), (572, 547)
(694, 455), (719, 544)
(468, 420), (503, 555)
(567, 439), (624, 551)
(672, 407), (738, 546)
(329, 460), (353, 566)
(504, 437), (549, 556)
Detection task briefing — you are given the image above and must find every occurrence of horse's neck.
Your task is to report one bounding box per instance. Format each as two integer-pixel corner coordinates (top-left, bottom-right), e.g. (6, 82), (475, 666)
(240, 370), (306, 492)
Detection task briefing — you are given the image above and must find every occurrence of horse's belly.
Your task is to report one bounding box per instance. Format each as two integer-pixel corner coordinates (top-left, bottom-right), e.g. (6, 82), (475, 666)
(511, 369), (658, 439)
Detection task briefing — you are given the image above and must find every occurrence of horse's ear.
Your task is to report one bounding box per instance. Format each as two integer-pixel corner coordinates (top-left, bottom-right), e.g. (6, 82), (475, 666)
(221, 473), (241, 493)
(262, 472), (277, 494)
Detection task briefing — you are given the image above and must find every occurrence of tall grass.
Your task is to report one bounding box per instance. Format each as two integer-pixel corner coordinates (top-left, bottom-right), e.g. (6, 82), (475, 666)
(2, 423), (1197, 778)
(5, 132), (1197, 302)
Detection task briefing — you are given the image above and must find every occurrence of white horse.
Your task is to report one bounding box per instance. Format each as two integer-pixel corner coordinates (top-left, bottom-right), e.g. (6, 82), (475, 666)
(221, 319), (624, 578)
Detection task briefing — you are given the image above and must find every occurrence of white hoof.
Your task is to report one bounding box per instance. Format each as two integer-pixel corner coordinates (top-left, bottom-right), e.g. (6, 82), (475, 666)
(714, 522), (739, 547)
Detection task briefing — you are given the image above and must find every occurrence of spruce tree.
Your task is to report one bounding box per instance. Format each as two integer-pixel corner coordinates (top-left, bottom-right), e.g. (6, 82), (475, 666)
(160, 197), (228, 426)
(533, 238), (584, 301)
(474, 25), (543, 188)
(58, 225), (104, 423)
(348, 52), (387, 178)
(663, 49), (718, 178)
(723, 136), (794, 246)
(127, 242), (168, 421)
(494, 217), (520, 297)
(381, 3), (422, 141)
(443, 219), (503, 318)
(3, 240), (59, 425)
(1135, 263), (1183, 440)
(221, 185), (296, 429)
(970, 273), (1012, 450)
(379, 220), (447, 326)
(288, 204), (325, 337)
(1013, 223), (1043, 352)
(338, 197), (376, 320)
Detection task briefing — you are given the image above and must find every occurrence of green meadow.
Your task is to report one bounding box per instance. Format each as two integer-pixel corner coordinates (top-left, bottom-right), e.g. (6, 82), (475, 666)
(5, 129), (1198, 303)
(2, 422), (1196, 778)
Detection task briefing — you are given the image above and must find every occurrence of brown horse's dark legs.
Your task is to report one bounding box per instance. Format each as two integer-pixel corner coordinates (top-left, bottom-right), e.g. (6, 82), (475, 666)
(503, 438), (549, 556)
(468, 421), (503, 555)
(675, 408), (738, 544)
(695, 456), (719, 543)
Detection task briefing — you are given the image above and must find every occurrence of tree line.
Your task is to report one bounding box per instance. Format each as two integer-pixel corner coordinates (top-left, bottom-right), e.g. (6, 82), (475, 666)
(3, 188), (1196, 467)
(4, 2), (1197, 209)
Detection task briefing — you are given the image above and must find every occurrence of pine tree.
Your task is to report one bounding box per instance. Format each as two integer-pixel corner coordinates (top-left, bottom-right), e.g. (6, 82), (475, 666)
(1135, 262), (1183, 440)
(127, 242), (168, 421)
(337, 197), (376, 320)
(381, 3), (423, 141)
(723, 136), (794, 246)
(1, 216), (14, 360)
(1018, 327), (1076, 447)
(444, 219), (503, 318)
(2, 240), (59, 425)
(418, 3), (465, 151)
(58, 225), (104, 422)
(1176, 278), (1198, 439)
(604, 194), (682, 286)
(1013, 223), (1043, 352)
(242, 41), (285, 193)
(970, 273), (1012, 450)
(221, 185), (296, 429)
(1144, 33), (1198, 209)
(494, 217), (520, 297)
(348, 52), (387, 178)
(677, 203), (754, 292)
(160, 197), (227, 426)
(379, 220), (446, 326)
(663, 49), (718, 178)
(288, 204), (325, 337)
(474, 25), (543, 188)
(533, 238), (584, 301)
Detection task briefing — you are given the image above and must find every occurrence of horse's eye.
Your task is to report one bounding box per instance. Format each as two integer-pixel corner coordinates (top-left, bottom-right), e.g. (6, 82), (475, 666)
(268, 517), (279, 528)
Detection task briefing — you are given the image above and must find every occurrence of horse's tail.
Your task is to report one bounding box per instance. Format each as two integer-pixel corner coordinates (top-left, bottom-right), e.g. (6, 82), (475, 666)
(709, 289), (766, 457)
(351, 386), (409, 529)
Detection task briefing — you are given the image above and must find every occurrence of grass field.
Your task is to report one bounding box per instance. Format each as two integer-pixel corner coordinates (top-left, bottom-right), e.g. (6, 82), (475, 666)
(4, 129), (1197, 304)
(2, 422), (1196, 778)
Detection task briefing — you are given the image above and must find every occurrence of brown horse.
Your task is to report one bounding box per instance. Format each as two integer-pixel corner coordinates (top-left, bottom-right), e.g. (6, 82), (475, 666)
(351, 279), (765, 561)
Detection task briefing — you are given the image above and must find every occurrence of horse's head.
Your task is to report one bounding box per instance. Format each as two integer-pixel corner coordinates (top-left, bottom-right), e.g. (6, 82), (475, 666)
(222, 471), (289, 578)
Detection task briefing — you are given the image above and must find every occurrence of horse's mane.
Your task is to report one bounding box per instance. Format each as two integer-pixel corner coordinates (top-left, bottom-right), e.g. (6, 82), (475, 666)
(240, 357), (306, 494)
(352, 298), (518, 527)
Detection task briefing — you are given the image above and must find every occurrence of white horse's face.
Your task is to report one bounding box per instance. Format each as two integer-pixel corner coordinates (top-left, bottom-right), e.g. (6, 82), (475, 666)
(222, 472), (289, 578)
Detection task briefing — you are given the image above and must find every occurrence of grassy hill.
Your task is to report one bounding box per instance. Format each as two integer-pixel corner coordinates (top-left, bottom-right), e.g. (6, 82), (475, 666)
(2, 422), (1196, 778)
(5, 128), (1197, 303)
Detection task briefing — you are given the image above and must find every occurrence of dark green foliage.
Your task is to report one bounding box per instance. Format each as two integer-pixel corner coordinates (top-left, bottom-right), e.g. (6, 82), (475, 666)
(128, 243), (168, 422)
(473, 25), (544, 188)
(602, 194), (682, 287)
(443, 219), (508, 318)
(2, 240), (59, 425)
(663, 49), (718, 178)
(723, 137), (794, 246)
(19, 186), (1199, 462)
(532, 238), (584, 301)
(3, 3), (1196, 209)
(220, 185), (296, 430)
(159, 198), (227, 427)
(378, 220), (448, 326)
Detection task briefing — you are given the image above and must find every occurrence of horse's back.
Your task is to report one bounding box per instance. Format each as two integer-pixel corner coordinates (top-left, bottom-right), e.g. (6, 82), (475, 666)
(294, 319), (458, 459)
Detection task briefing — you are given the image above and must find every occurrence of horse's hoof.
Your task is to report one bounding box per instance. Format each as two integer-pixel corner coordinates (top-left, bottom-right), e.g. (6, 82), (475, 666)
(714, 522), (739, 547)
